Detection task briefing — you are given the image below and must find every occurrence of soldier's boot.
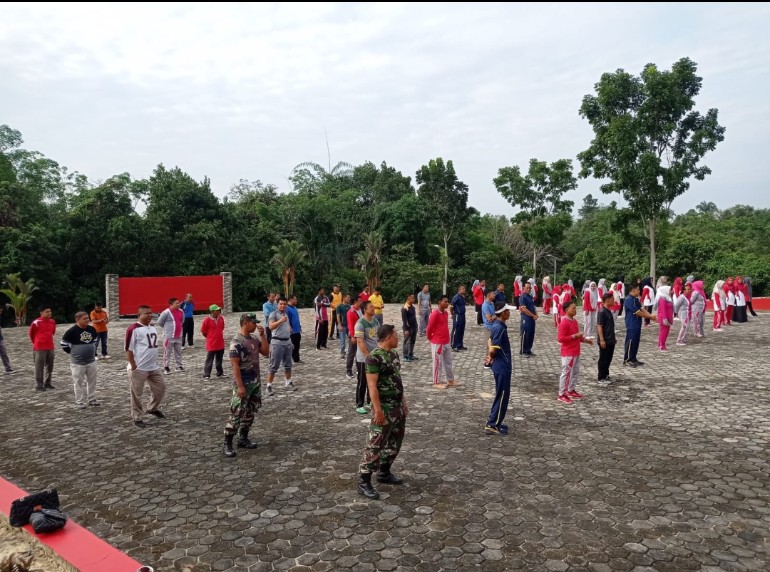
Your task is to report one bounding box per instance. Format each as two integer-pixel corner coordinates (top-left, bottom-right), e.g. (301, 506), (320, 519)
(357, 473), (380, 500)
(237, 427), (258, 449)
(376, 463), (403, 485)
(223, 434), (237, 458)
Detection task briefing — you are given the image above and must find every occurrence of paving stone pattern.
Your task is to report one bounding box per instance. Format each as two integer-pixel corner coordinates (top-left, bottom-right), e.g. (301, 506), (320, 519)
(0, 309), (768, 571)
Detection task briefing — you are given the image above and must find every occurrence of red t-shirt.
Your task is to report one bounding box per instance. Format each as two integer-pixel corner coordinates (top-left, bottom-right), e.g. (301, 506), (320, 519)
(557, 317), (582, 357)
(472, 285), (485, 305)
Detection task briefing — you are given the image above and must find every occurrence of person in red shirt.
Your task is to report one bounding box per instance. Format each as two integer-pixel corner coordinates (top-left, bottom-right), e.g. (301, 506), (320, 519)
(29, 305), (57, 391)
(426, 295), (458, 389)
(345, 298), (363, 379)
(472, 279), (486, 326)
(557, 300), (593, 404)
(201, 304), (226, 380)
(359, 285), (371, 302)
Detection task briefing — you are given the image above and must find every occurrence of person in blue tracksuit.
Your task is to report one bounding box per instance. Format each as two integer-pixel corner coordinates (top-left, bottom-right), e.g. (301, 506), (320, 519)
(485, 301), (515, 435)
(180, 293), (195, 348)
(623, 283), (657, 367)
(519, 282), (538, 357)
(450, 285), (467, 352)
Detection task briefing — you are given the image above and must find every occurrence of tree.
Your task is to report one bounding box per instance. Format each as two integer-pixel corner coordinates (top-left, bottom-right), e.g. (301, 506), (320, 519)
(415, 158), (469, 295)
(578, 194), (600, 218)
(578, 57), (726, 281)
(493, 158), (576, 277)
(0, 273), (39, 325)
(271, 240), (308, 298)
(354, 231), (386, 289)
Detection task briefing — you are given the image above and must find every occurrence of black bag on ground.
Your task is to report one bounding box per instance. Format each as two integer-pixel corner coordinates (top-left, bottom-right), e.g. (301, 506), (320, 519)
(29, 508), (68, 533)
(9, 488), (61, 527)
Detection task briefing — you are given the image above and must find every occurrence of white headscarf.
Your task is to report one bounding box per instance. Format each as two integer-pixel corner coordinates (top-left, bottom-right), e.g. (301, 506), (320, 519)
(589, 281), (598, 307)
(657, 285), (672, 301)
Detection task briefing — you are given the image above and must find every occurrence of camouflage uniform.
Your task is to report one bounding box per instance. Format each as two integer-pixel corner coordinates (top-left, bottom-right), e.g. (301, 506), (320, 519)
(225, 333), (262, 436)
(359, 347), (406, 474)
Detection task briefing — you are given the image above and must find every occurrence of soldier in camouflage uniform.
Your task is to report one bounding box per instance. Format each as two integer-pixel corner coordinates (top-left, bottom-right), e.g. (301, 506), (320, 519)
(223, 313), (269, 458)
(357, 324), (409, 500)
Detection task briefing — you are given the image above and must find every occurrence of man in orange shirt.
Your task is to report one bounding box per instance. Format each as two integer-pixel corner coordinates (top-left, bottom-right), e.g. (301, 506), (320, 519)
(90, 302), (111, 359)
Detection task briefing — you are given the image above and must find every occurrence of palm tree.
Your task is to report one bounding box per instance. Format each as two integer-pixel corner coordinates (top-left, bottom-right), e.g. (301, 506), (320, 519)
(0, 273), (39, 325)
(271, 240), (308, 298)
(291, 161), (354, 179)
(354, 231), (386, 289)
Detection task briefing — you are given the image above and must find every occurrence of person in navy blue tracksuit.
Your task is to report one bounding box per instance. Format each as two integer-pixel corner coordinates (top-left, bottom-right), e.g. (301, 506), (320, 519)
(450, 285), (467, 351)
(623, 283), (657, 367)
(519, 282), (538, 357)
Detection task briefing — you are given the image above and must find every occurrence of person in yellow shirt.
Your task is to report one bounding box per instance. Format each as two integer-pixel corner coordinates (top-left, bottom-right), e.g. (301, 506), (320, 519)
(329, 284), (343, 340)
(369, 287), (385, 326)
(89, 302), (110, 359)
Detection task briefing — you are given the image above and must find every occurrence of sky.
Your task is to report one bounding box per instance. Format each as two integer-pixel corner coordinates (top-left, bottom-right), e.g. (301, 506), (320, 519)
(1, 2), (769, 217)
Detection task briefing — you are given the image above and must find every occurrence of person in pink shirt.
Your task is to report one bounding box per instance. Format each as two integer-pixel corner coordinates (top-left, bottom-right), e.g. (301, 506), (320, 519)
(157, 298), (185, 374)
(656, 286), (674, 352)
(201, 304), (226, 380)
(426, 295), (458, 389)
(557, 300), (593, 404)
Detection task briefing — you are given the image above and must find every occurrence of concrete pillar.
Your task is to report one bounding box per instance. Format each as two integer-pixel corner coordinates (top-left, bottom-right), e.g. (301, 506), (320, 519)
(220, 272), (233, 314)
(106, 274), (120, 319)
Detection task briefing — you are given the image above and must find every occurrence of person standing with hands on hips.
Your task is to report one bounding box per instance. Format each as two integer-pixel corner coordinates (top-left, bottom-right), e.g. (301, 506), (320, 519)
(223, 313), (269, 458)
(356, 324), (408, 500)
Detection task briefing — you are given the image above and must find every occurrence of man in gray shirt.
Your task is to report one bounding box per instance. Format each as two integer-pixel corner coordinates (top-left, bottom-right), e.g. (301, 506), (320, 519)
(60, 311), (100, 409)
(417, 284), (432, 337)
(267, 297), (295, 396)
(354, 301), (379, 414)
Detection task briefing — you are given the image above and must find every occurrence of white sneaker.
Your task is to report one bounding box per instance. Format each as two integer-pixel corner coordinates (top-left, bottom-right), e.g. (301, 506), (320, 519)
(597, 379), (612, 386)
(285, 381), (296, 391)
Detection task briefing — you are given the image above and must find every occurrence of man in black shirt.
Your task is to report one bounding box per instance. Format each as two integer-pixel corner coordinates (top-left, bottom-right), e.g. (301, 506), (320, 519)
(401, 294), (418, 362)
(60, 312), (100, 408)
(596, 293), (616, 385)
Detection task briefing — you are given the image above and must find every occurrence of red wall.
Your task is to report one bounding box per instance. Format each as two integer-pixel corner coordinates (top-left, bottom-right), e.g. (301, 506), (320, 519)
(705, 298), (770, 312)
(119, 276), (224, 316)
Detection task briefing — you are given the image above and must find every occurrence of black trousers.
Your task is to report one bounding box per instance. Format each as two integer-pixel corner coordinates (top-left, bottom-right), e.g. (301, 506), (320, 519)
(204, 349), (224, 377)
(475, 303), (483, 325)
(291, 333), (302, 362)
(346, 337), (357, 375)
(316, 320), (329, 349)
(747, 300), (758, 317)
(598, 342), (615, 380)
(182, 317), (194, 346)
(356, 361), (370, 408)
(451, 314), (466, 349)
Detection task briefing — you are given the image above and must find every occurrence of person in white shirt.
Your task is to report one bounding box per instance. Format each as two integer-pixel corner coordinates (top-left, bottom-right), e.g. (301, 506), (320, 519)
(125, 305), (166, 428)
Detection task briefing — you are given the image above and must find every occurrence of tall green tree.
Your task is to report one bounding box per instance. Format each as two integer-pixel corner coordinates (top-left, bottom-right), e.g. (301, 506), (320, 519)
(271, 239), (308, 298)
(415, 158), (469, 295)
(578, 57), (726, 281)
(493, 158), (576, 277)
(354, 231), (386, 289)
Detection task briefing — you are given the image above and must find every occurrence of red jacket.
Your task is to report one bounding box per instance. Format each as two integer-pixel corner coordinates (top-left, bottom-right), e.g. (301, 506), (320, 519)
(200, 314), (225, 352)
(347, 307), (362, 337)
(29, 317), (56, 350)
(426, 308), (450, 345)
(582, 290), (597, 312)
(557, 316), (586, 357)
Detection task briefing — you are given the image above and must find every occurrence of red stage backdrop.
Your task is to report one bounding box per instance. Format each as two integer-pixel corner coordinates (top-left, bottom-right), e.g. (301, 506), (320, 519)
(119, 275), (224, 315)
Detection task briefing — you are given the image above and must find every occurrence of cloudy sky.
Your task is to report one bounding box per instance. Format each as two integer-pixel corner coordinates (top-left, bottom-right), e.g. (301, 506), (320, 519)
(1, 2), (768, 216)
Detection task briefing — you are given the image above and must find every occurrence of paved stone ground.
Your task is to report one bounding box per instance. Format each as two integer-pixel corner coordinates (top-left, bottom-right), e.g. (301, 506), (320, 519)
(0, 308), (768, 572)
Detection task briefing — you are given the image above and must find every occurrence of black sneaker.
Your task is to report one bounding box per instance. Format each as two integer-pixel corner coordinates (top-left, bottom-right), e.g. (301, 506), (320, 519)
(44, 383), (56, 390)
(633, 360), (644, 366)
(175, 366), (185, 372)
(163, 367), (172, 375)
(35, 385), (45, 392)
(345, 372), (354, 380)
(484, 424), (500, 435)
(134, 420), (146, 428)
(266, 384), (274, 396)
(88, 400), (101, 406)
(623, 361), (637, 368)
(148, 410), (165, 419)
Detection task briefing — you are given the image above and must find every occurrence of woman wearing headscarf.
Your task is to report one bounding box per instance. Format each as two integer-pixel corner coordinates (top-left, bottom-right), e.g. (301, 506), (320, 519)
(542, 276), (553, 315)
(672, 277), (684, 300)
(674, 282), (692, 346)
(513, 276), (524, 309)
(656, 285), (674, 352)
(581, 280), (591, 297)
(609, 283), (621, 318)
(597, 278), (606, 299)
(744, 277), (759, 317)
(558, 283), (571, 327)
(616, 276), (626, 317)
(723, 277), (735, 325)
(712, 280), (726, 331)
(690, 280), (707, 337)
(582, 281), (598, 338)
(641, 278), (655, 327)
(733, 276), (748, 323)
(567, 279), (576, 301)
(551, 285), (562, 328)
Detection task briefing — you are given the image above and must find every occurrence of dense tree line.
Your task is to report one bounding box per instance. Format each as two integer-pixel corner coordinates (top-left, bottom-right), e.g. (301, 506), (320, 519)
(2, 58), (762, 322)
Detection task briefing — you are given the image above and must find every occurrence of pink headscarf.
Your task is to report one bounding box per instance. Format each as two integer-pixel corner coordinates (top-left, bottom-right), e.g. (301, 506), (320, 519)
(692, 280), (707, 300)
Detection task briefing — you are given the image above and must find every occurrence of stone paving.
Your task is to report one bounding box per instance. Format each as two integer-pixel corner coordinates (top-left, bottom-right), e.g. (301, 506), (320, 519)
(0, 308), (768, 572)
